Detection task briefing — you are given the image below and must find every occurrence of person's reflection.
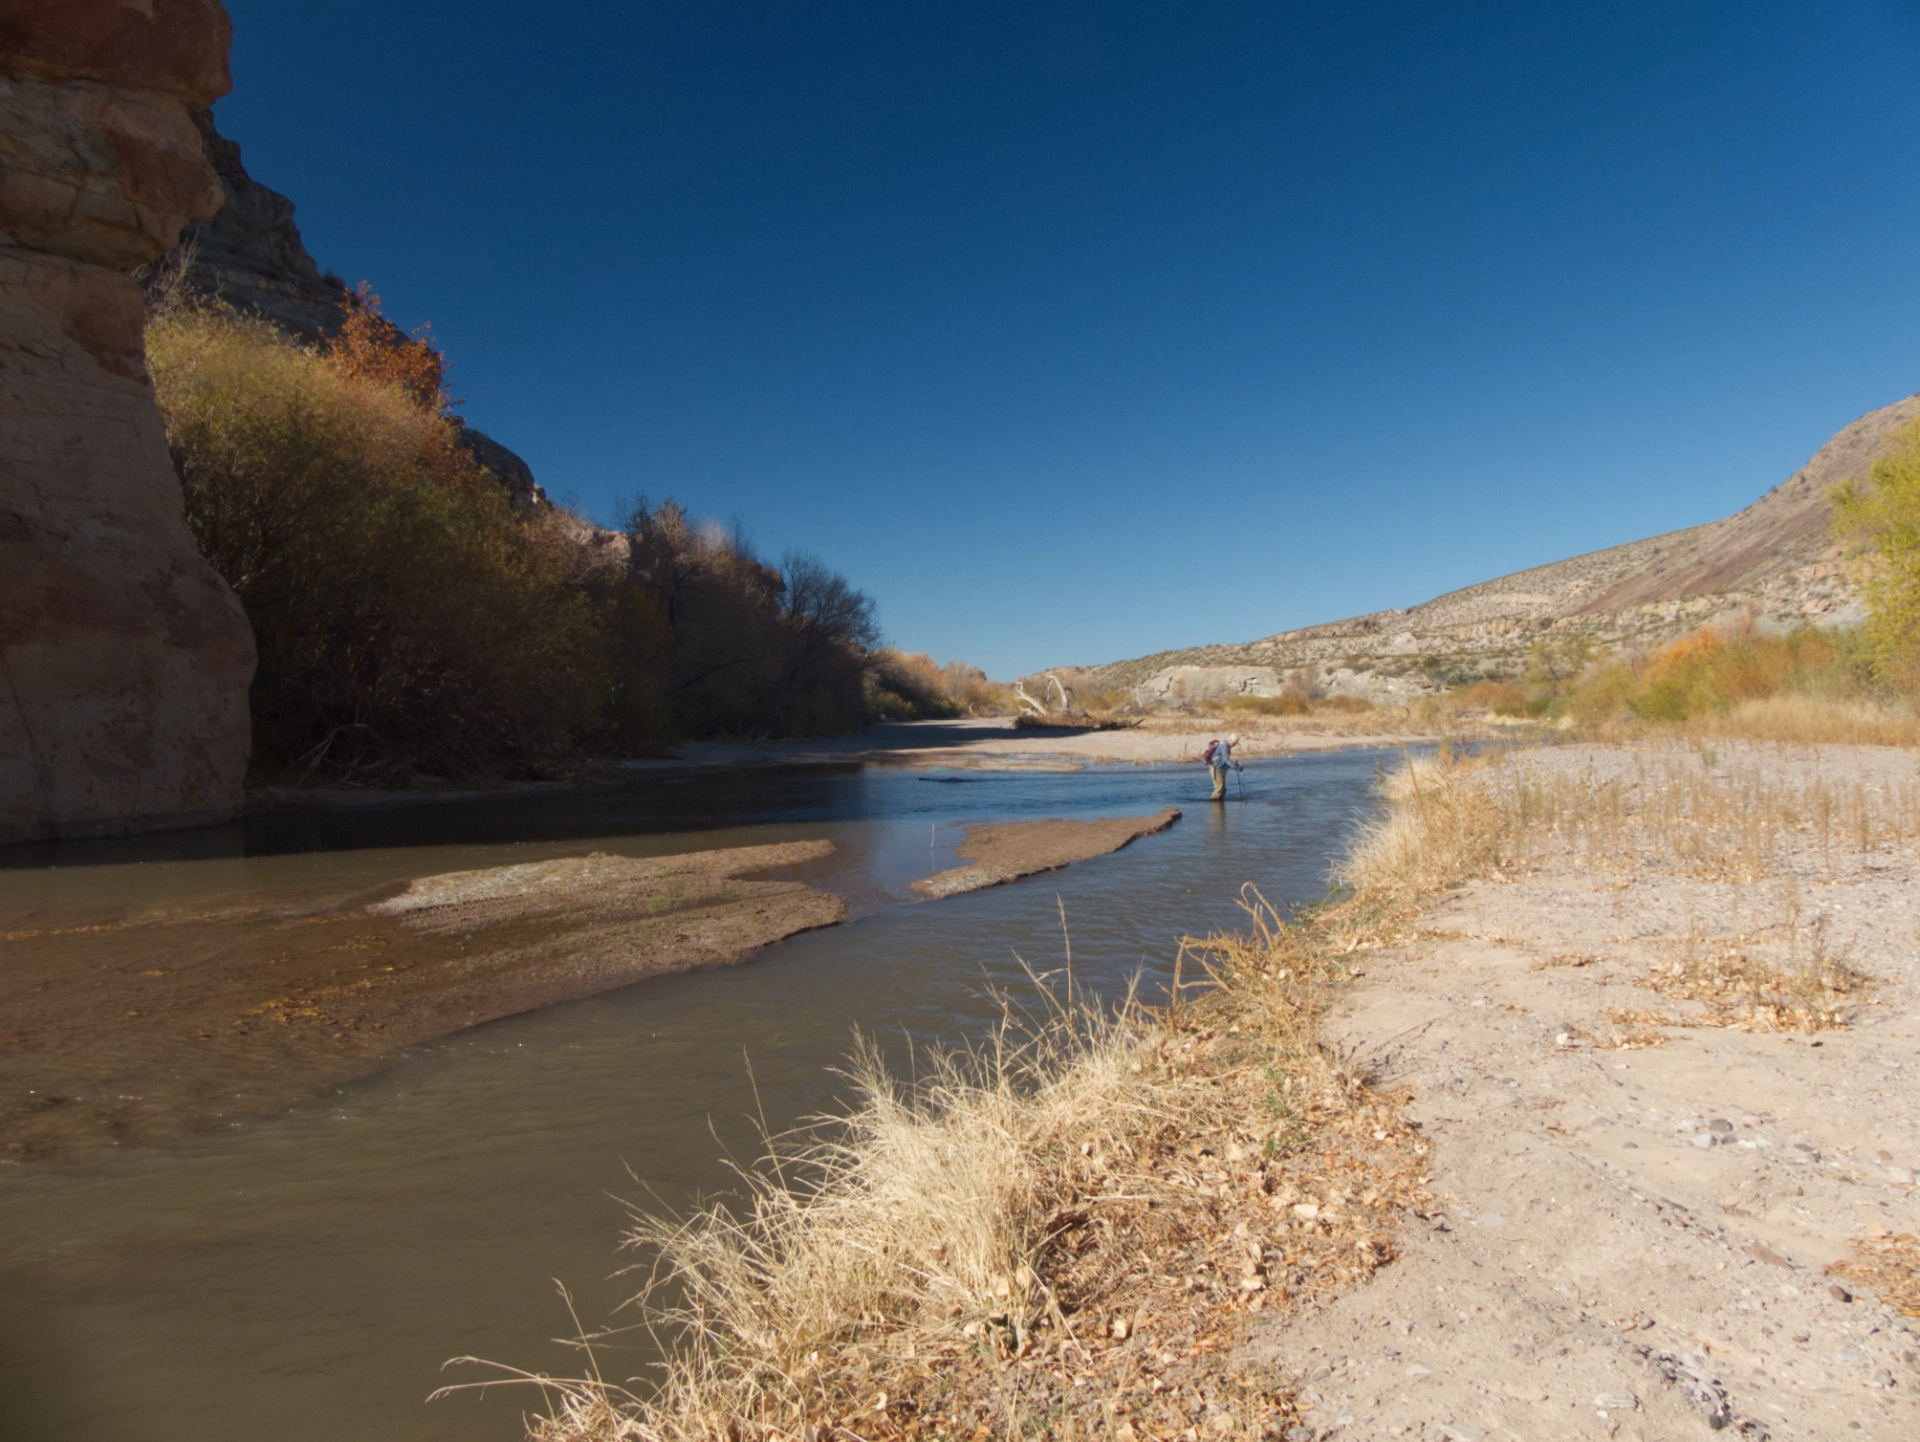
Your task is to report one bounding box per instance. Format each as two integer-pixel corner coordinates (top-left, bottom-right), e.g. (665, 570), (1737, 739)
(1204, 792), (1232, 839)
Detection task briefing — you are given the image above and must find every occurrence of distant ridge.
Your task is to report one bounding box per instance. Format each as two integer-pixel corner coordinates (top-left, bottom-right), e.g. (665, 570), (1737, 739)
(1043, 392), (1918, 705)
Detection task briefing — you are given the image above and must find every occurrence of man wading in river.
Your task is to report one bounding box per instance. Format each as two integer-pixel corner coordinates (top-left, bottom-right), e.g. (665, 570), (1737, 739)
(1202, 734), (1242, 801)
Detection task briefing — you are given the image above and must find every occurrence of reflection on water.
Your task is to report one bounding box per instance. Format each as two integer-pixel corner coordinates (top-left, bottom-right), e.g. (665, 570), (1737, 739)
(0, 750), (1389, 1442)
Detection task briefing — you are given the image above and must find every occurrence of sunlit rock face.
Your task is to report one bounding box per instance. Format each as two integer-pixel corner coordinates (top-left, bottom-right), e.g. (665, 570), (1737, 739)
(0, 0), (254, 842)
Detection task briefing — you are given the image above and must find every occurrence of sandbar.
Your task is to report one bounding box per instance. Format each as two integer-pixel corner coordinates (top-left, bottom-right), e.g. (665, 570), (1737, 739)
(0, 841), (844, 1161)
(910, 807), (1181, 898)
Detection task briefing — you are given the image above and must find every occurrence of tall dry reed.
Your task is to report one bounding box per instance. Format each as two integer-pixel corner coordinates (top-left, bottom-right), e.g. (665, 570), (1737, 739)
(1335, 746), (1523, 900)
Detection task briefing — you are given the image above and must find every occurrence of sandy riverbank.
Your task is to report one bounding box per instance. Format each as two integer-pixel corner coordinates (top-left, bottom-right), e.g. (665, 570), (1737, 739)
(1245, 741), (1920, 1439)
(0, 843), (843, 1162)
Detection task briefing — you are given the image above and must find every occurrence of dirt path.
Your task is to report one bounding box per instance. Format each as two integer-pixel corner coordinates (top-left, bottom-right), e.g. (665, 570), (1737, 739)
(0, 842), (843, 1162)
(909, 808), (1182, 898)
(1244, 743), (1920, 1441)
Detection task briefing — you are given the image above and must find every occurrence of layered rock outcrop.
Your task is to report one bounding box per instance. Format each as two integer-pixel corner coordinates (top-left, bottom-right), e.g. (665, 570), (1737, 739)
(0, 0), (255, 841)
(167, 104), (350, 339)
(161, 108), (549, 512)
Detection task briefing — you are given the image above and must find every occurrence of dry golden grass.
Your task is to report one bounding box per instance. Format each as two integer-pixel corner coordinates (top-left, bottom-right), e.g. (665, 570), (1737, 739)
(1582, 695), (1920, 749)
(1504, 750), (1920, 882)
(1828, 1234), (1920, 1318)
(458, 879), (1440, 1442)
(1336, 746), (1523, 900)
(1672, 696), (1920, 748)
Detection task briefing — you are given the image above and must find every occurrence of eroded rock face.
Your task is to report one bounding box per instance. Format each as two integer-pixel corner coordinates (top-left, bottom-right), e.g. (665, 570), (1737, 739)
(169, 105), (350, 339)
(165, 107), (550, 512)
(0, 0), (254, 841)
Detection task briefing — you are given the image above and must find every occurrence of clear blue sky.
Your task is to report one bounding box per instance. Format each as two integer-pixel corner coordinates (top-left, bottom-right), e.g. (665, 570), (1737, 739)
(217, 0), (1920, 678)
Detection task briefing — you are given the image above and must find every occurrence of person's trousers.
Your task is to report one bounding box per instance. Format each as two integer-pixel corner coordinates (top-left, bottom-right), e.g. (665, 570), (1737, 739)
(1211, 766), (1228, 800)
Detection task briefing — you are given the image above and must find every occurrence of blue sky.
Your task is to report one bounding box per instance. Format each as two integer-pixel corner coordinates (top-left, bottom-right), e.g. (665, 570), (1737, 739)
(217, 1), (1920, 678)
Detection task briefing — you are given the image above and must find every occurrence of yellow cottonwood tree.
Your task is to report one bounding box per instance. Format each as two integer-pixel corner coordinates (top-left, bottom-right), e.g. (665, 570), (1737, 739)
(1832, 415), (1920, 691)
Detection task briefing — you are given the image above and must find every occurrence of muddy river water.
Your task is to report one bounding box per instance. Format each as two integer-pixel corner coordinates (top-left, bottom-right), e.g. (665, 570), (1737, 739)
(0, 750), (1390, 1442)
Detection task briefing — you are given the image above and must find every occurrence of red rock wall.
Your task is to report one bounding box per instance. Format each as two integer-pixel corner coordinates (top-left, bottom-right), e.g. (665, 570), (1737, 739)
(0, 0), (254, 841)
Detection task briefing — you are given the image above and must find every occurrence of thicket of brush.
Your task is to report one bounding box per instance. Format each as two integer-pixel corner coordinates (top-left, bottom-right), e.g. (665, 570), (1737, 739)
(147, 297), (962, 781)
(865, 651), (1006, 720)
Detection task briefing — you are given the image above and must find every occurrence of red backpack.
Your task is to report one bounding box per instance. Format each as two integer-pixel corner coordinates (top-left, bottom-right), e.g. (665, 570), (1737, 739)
(1201, 739), (1220, 767)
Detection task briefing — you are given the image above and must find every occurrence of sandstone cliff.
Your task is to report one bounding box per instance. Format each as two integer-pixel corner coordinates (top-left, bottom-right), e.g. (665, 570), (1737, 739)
(0, 0), (255, 841)
(1046, 392), (1917, 706)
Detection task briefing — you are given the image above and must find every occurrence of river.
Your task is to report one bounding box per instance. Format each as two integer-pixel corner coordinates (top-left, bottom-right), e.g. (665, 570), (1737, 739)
(0, 749), (1389, 1441)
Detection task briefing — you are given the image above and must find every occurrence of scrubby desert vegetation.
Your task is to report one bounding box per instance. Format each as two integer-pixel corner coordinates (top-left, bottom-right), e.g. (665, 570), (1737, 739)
(866, 650), (1008, 720)
(1452, 625), (1911, 742)
(1440, 417), (1920, 748)
(147, 296), (976, 781)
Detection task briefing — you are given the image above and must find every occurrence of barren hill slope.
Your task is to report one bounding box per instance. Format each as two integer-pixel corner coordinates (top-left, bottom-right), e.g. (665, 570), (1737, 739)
(1046, 391), (1917, 705)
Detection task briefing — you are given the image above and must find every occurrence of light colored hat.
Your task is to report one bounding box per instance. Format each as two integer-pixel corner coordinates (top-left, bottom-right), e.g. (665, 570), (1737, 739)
(1228, 733), (1242, 745)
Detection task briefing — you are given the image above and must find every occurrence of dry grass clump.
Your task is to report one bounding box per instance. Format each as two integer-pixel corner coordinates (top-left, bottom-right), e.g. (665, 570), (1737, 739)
(1591, 1012), (1676, 1049)
(472, 891), (1432, 1442)
(1828, 1234), (1920, 1317)
(1336, 746), (1523, 901)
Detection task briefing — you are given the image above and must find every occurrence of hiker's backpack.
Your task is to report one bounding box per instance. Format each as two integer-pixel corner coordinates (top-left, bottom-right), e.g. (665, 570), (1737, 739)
(1202, 739), (1220, 767)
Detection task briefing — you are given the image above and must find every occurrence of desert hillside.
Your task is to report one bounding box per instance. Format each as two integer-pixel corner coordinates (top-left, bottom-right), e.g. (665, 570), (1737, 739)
(1044, 391), (1918, 706)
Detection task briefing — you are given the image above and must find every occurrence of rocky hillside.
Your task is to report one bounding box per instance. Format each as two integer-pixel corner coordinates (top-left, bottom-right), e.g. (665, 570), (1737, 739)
(155, 109), (549, 512)
(1043, 392), (1917, 707)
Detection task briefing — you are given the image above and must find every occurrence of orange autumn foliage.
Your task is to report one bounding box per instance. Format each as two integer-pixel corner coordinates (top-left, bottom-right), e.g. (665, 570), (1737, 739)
(325, 283), (449, 414)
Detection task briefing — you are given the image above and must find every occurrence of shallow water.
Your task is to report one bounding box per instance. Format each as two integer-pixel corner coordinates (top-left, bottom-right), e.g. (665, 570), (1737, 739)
(0, 751), (1389, 1441)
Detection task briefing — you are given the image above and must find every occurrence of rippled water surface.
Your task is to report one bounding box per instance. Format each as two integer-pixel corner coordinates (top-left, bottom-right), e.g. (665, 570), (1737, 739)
(0, 751), (1390, 1441)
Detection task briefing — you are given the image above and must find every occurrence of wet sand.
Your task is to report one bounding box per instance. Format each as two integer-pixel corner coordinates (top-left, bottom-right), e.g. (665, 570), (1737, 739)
(0, 841), (842, 1162)
(910, 807), (1181, 898)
